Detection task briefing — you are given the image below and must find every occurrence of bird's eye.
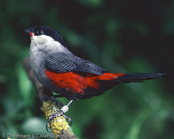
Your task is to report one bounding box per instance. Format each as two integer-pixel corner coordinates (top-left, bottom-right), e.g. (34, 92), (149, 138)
(36, 30), (44, 35)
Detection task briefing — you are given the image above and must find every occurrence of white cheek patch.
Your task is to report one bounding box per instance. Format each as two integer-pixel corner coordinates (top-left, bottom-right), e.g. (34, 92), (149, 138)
(32, 35), (48, 44)
(30, 34), (66, 53)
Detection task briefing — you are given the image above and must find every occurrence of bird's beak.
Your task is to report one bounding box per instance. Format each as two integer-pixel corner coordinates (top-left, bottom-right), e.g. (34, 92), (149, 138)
(24, 27), (34, 37)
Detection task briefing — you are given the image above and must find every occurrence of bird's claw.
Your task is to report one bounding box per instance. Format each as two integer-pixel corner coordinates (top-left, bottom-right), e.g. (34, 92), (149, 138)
(46, 110), (72, 132)
(62, 114), (72, 126)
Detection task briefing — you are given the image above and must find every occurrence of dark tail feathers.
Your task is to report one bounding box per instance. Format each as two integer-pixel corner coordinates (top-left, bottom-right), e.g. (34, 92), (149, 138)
(116, 73), (164, 83)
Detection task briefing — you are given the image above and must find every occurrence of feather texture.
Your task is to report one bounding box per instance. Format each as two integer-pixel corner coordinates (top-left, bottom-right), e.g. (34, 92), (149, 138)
(45, 52), (106, 75)
(115, 73), (164, 83)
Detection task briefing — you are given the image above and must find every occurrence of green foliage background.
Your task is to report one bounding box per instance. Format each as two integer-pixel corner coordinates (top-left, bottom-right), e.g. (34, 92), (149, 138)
(0, 0), (172, 139)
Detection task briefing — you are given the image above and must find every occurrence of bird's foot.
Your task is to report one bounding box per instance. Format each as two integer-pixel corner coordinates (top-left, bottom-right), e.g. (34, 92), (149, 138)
(43, 99), (74, 132)
(46, 107), (72, 132)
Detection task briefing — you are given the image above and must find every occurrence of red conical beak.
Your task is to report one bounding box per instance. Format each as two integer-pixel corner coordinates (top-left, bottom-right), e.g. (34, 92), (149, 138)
(24, 28), (34, 37)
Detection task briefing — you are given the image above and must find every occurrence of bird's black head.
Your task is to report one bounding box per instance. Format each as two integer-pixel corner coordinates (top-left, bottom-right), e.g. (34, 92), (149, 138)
(24, 26), (66, 46)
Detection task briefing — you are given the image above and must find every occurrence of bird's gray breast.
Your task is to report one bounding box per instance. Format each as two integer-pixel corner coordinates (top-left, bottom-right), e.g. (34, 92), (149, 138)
(30, 44), (47, 83)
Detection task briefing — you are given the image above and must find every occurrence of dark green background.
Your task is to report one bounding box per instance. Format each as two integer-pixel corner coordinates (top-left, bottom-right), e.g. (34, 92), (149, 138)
(0, 0), (173, 139)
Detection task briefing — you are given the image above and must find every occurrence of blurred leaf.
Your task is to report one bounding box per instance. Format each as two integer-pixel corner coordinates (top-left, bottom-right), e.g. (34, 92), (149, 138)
(125, 110), (151, 139)
(18, 64), (33, 113)
(22, 117), (49, 134)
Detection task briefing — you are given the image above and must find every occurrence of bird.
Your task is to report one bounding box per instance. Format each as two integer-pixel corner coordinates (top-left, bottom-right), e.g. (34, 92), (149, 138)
(24, 26), (164, 121)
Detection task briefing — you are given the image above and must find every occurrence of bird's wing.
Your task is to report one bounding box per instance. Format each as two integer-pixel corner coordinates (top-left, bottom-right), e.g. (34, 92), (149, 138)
(45, 52), (106, 75)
